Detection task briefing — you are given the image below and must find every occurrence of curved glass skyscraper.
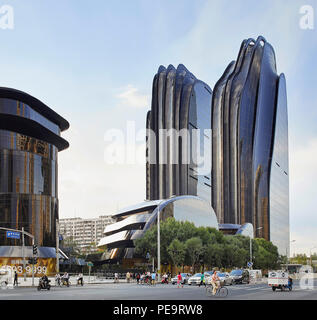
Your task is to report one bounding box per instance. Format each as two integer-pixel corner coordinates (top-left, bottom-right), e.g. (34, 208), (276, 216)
(212, 36), (289, 255)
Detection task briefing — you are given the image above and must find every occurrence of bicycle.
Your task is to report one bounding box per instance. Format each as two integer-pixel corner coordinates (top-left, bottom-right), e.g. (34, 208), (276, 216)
(206, 284), (228, 298)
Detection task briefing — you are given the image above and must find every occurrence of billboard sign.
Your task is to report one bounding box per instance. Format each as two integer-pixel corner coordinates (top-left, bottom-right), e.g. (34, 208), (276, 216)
(6, 231), (20, 239)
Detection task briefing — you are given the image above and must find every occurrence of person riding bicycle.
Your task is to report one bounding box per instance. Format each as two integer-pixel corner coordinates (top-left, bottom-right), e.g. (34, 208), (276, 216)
(211, 270), (221, 295)
(77, 272), (83, 286)
(62, 272), (70, 286)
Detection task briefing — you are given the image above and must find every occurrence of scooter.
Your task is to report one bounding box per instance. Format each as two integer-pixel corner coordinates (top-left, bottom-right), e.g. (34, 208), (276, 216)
(161, 277), (169, 284)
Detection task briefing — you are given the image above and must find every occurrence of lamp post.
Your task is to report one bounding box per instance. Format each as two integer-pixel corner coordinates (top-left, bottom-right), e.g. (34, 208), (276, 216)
(250, 226), (263, 269)
(310, 246), (317, 267)
(157, 206), (161, 282)
(290, 240), (296, 259)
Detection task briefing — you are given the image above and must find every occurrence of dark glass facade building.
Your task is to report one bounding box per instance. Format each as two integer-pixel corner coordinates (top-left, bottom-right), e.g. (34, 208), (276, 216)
(146, 64), (212, 204)
(211, 36), (289, 255)
(0, 87), (69, 248)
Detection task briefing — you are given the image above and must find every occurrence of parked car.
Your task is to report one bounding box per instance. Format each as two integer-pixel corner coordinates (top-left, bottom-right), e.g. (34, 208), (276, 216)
(188, 273), (203, 285)
(229, 269), (249, 284)
(203, 271), (213, 284)
(217, 272), (233, 286)
(171, 273), (192, 285)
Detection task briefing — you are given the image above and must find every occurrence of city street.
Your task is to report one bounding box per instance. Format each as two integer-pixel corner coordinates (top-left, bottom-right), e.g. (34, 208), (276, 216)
(1, 280), (317, 300)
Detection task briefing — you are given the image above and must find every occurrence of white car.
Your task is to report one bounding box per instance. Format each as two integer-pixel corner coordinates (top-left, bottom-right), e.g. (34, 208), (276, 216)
(188, 273), (203, 285)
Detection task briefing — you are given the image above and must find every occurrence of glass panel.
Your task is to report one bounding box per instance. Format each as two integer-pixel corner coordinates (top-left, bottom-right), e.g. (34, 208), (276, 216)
(0, 98), (60, 135)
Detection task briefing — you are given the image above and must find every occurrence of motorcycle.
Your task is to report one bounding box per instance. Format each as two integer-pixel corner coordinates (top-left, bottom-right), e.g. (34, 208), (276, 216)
(161, 277), (169, 284)
(37, 278), (51, 291)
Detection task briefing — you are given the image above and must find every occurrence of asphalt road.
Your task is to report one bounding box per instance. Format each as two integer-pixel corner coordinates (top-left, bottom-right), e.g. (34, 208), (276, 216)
(1, 280), (317, 300)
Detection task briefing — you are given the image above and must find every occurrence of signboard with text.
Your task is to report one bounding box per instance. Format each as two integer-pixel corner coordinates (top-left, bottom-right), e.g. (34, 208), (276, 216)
(6, 231), (20, 239)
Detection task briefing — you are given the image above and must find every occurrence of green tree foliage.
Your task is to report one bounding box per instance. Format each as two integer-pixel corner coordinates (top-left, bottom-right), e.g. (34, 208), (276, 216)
(185, 237), (203, 270)
(167, 239), (186, 267)
(134, 217), (281, 270)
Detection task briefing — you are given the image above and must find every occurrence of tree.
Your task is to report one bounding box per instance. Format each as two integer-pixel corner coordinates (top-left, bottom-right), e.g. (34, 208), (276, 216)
(185, 237), (203, 272)
(167, 239), (186, 268)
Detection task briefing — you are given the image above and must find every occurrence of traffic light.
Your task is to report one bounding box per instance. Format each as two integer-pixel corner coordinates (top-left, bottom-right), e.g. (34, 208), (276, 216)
(33, 245), (37, 256)
(28, 257), (37, 265)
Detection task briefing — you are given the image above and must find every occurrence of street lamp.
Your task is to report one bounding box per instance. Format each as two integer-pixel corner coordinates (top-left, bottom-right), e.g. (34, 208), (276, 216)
(157, 206), (161, 282)
(310, 246), (317, 267)
(250, 226), (263, 269)
(290, 240), (296, 258)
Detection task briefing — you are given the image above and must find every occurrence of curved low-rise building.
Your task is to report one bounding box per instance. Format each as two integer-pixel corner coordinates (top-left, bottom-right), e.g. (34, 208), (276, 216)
(98, 195), (219, 261)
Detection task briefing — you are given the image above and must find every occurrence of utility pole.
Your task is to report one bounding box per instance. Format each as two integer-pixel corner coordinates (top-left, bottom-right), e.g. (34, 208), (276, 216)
(157, 207), (161, 282)
(56, 219), (59, 274)
(250, 227), (263, 269)
(22, 227), (26, 281)
(31, 237), (35, 287)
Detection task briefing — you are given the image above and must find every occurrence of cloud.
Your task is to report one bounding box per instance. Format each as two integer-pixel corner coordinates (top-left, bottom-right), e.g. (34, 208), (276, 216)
(116, 84), (149, 108)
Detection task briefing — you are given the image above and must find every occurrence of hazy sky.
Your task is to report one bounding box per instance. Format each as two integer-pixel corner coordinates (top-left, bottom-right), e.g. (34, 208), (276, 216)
(1, 0), (316, 255)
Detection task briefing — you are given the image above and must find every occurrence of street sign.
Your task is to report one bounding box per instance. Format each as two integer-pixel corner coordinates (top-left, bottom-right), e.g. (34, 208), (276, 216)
(6, 231), (20, 239)
(87, 262), (93, 267)
(247, 262), (253, 268)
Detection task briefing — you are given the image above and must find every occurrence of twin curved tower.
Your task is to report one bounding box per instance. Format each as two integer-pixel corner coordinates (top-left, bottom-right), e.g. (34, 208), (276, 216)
(144, 36), (289, 255)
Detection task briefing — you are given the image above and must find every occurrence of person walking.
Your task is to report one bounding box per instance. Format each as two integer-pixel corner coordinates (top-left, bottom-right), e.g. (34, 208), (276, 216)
(199, 273), (206, 287)
(136, 273), (140, 284)
(13, 271), (18, 287)
(177, 272), (183, 288)
(151, 271), (156, 286)
(55, 273), (61, 286)
(114, 272), (119, 283)
(126, 271), (131, 283)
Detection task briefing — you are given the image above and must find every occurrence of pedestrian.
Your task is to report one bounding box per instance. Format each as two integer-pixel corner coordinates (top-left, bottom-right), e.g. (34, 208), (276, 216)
(114, 272), (119, 283)
(151, 271), (156, 286)
(136, 273), (140, 284)
(55, 273), (61, 286)
(199, 273), (206, 287)
(13, 271), (18, 287)
(177, 272), (183, 288)
(126, 271), (131, 283)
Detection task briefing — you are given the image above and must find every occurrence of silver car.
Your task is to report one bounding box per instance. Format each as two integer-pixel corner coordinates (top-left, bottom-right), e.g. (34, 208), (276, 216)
(217, 272), (233, 286)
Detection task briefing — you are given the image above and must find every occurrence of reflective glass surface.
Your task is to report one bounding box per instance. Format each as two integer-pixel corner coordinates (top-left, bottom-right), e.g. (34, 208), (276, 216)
(0, 194), (58, 247)
(188, 82), (212, 205)
(0, 128), (59, 247)
(269, 74), (289, 255)
(212, 61), (235, 223)
(238, 40), (264, 226)
(0, 98), (60, 135)
(229, 40), (254, 224)
(252, 43), (278, 240)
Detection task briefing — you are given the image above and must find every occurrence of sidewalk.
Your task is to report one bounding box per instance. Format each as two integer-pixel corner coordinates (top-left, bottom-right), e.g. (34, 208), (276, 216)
(3, 276), (135, 288)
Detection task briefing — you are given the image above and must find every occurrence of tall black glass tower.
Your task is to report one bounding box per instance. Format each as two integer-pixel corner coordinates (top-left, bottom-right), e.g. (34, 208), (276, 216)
(211, 36), (289, 255)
